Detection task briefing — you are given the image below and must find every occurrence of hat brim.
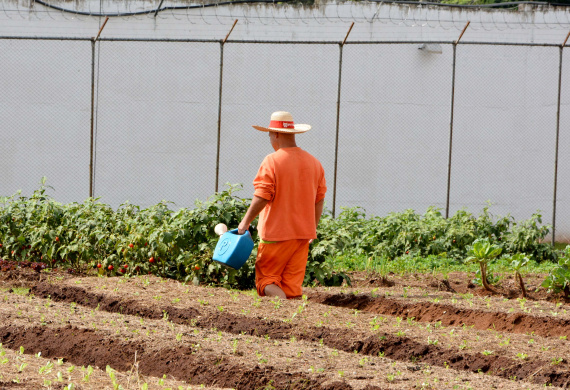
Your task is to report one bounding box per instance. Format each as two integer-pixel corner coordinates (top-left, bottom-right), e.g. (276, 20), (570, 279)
(252, 124), (311, 134)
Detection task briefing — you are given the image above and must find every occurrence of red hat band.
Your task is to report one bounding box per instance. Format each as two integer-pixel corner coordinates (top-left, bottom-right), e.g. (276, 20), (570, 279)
(269, 120), (295, 129)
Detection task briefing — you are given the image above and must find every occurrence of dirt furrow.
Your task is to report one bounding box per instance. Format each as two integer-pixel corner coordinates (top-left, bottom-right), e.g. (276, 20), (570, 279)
(308, 292), (570, 339)
(0, 325), (352, 390)
(27, 282), (570, 387)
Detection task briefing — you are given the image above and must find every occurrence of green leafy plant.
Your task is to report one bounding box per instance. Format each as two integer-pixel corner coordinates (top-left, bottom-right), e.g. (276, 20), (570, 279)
(465, 238), (502, 291)
(542, 246), (570, 298)
(510, 253), (530, 298)
(0, 181), (346, 290)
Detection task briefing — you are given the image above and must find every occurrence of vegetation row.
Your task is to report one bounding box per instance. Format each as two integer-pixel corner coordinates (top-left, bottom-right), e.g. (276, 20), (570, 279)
(0, 180), (568, 297)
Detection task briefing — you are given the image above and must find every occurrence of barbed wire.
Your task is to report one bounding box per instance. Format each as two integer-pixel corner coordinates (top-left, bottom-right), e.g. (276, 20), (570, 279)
(2, 0), (570, 33)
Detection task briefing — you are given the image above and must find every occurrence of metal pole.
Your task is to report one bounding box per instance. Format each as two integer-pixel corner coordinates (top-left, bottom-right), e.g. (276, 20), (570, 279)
(215, 42), (223, 193)
(332, 43), (343, 219)
(445, 21), (469, 219)
(552, 32), (569, 245)
(89, 17), (108, 198)
(154, 0), (165, 17)
(215, 19), (238, 193)
(89, 38), (96, 198)
(332, 22), (354, 218)
(445, 43), (456, 219)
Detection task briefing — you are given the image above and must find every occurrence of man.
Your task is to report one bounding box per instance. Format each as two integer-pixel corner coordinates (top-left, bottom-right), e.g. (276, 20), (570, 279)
(237, 111), (326, 299)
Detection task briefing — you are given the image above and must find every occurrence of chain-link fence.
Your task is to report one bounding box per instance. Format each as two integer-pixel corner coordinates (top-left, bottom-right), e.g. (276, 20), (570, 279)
(1, 36), (569, 242)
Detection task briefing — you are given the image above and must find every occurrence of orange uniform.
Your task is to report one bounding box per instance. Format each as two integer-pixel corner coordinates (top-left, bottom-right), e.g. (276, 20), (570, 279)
(253, 147), (326, 298)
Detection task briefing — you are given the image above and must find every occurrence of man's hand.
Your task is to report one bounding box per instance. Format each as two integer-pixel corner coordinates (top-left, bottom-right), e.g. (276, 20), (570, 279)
(237, 221), (249, 235)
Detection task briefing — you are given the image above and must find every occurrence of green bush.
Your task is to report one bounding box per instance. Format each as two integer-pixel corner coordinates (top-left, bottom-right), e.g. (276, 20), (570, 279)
(542, 246), (570, 298)
(311, 204), (556, 264)
(0, 181), (346, 289)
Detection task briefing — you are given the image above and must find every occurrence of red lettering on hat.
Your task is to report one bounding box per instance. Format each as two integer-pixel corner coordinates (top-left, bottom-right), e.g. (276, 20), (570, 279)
(269, 120), (295, 129)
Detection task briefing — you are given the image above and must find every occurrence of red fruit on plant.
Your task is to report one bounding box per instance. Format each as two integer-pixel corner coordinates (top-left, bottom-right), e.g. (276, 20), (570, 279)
(129, 243), (134, 248)
(194, 265), (200, 271)
(123, 264), (128, 269)
(453, 240), (456, 243)
(28, 245), (31, 249)
(120, 268), (126, 274)
(97, 263), (102, 268)
(149, 257), (155, 263)
(145, 243), (148, 247)
(108, 265), (114, 270)
(405, 251), (409, 254)
(55, 237), (59, 242)
(11, 251), (14, 255)
(0, 243), (2, 248)
(135, 266), (140, 271)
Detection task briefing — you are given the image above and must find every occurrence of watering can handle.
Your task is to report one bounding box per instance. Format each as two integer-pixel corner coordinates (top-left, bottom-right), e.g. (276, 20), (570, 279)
(229, 228), (250, 237)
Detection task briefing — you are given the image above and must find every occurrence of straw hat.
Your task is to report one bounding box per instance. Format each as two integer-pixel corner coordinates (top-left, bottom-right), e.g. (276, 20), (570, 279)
(252, 111), (311, 134)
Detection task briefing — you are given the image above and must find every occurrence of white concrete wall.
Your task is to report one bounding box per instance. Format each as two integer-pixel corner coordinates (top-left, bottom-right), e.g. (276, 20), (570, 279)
(1, 1), (569, 239)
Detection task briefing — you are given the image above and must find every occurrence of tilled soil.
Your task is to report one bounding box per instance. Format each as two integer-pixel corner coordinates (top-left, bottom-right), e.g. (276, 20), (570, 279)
(1, 269), (570, 389)
(0, 339), (213, 390)
(307, 291), (570, 338)
(0, 325), (333, 390)
(24, 282), (570, 387)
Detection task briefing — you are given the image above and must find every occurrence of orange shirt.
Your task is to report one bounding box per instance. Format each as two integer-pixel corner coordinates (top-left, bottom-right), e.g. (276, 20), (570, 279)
(253, 147), (326, 241)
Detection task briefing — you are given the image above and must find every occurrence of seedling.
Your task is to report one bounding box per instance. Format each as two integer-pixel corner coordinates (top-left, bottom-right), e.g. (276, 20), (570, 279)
(359, 357), (369, 367)
(551, 357), (563, 365)
(499, 337), (510, 347)
(510, 254), (530, 298)
(465, 238), (502, 291)
(82, 365), (94, 383)
(270, 297), (282, 310)
(427, 337), (438, 346)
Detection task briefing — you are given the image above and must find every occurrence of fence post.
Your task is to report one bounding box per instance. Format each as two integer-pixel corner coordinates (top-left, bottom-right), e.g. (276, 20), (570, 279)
(90, 17), (109, 198)
(552, 31), (570, 245)
(215, 19), (238, 193)
(90, 38), (96, 198)
(445, 21), (470, 219)
(332, 22), (354, 219)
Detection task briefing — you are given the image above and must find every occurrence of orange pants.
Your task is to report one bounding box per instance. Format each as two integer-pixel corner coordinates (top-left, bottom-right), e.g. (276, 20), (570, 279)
(255, 239), (310, 299)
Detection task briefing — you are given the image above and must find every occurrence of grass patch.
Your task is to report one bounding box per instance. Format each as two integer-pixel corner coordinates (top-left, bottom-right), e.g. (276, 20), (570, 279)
(11, 287), (30, 296)
(328, 254), (557, 276)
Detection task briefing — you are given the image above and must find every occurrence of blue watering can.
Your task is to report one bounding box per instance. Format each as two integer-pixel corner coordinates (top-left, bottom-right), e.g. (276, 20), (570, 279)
(212, 229), (254, 270)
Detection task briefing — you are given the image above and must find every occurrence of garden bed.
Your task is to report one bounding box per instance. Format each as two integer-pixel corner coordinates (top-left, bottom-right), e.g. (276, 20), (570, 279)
(1, 268), (570, 389)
